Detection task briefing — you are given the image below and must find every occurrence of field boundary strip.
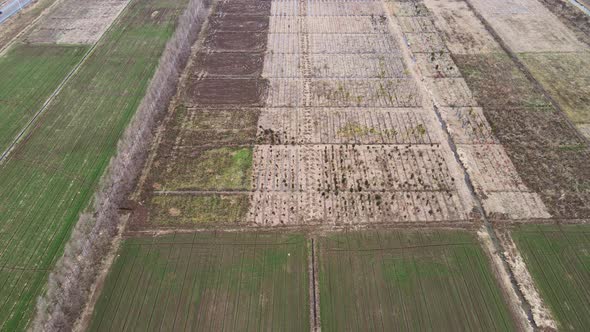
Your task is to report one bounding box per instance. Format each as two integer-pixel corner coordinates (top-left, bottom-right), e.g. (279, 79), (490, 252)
(0, 0), (133, 164)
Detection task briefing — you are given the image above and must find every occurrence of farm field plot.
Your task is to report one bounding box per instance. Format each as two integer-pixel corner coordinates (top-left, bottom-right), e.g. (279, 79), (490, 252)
(134, 0), (271, 230)
(24, 0), (129, 45)
(0, 0), (189, 328)
(0, 43), (88, 154)
(317, 230), (517, 331)
(89, 232), (309, 332)
(512, 225), (590, 331)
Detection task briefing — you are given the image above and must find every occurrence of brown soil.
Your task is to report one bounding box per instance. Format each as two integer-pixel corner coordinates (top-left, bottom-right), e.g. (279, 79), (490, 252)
(216, 0), (271, 16)
(204, 32), (267, 52)
(24, 0), (128, 44)
(195, 52), (264, 76)
(184, 78), (268, 105)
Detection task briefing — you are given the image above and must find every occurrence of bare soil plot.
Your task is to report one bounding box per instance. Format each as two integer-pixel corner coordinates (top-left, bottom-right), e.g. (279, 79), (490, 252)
(25, 0), (129, 44)
(184, 78), (268, 106)
(519, 52), (590, 127)
(467, 0), (588, 53)
(414, 52), (461, 78)
(250, 190), (470, 226)
(423, 0), (500, 54)
(318, 230), (517, 331)
(0, 43), (88, 153)
(511, 224), (590, 330)
(194, 52), (264, 77)
(208, 15), (270, 32)
(535, 0), (590, 47)
(89, 232), (309, 331)
(437, 107), (497, 144)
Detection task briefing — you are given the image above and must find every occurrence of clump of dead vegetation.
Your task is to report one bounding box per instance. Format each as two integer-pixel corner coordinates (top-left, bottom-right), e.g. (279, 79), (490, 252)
(32, 0), (210, 330)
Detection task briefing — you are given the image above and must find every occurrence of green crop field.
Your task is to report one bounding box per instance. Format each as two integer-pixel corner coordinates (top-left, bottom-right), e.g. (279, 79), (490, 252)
(0, 43), (88, 153)
(89, 232), (309, 331)
(318, 230), (517, 331)
(0, 0), (189, 329)
(512, 224), (590, 331)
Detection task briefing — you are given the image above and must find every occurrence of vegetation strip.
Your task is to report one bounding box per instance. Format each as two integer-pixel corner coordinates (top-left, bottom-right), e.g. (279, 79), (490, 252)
(31, 0), (210, 329)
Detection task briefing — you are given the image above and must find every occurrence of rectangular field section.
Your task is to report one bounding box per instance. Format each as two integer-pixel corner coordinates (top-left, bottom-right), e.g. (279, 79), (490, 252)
(89, 232), (309, 331)
(512, 224), (590, 331)
(318, 230), (516, 331)
(0, 43), (88, 153)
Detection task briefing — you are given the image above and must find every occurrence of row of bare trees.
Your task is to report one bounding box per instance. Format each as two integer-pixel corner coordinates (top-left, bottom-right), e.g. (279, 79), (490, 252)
(32, 0), (210, 330)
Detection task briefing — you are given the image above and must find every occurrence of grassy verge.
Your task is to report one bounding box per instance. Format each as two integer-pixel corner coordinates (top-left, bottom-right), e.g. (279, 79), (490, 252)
(318, 230), (517, 331)
(512, 224), (590, 330)
(0, 0), (188, 329)
(88, 232), (309, 331)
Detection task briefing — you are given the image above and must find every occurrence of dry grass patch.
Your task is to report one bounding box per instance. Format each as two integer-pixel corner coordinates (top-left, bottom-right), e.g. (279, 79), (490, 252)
(156, 147), (253, 191)
(454, 53), (549, 109)
(519, 52), (590, 125)
(149, 194), (250, 226)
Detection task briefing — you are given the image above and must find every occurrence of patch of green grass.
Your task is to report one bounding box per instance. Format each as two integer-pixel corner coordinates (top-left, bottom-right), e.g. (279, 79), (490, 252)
(149, 194), (250, 225)
(0, 43), (89, 153)
(512, 224), (590, 331)
(88, 232), (309, 331)
(0, 0), (189, 329)
(318, 230), (517, 331)
(160, 147), (253, 191)
(519, 52), (590, 124)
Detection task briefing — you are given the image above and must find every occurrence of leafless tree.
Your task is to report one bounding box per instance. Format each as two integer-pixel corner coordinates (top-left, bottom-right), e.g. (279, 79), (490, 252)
(32, 0), (209, 330)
